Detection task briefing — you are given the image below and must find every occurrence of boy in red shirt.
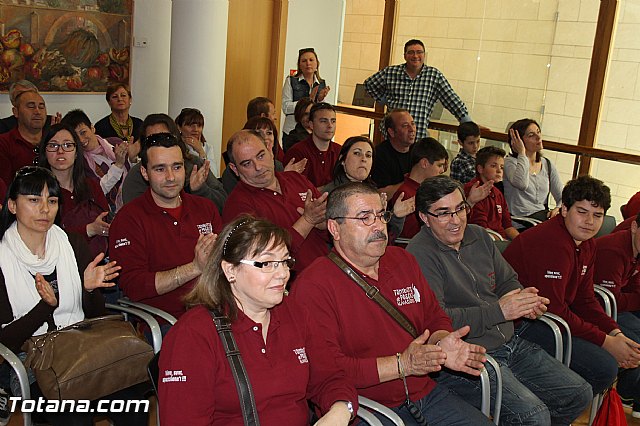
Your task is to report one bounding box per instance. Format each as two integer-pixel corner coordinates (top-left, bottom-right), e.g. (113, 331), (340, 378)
(464, 146), (518, 240)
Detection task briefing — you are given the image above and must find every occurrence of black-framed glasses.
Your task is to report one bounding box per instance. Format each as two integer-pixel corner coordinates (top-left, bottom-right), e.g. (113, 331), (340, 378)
(45, 142), (76, 152)
(331, 211), (392, 226)
(239, 258), (296, 273)
(143, 132), (177, 148)
(426, 203), (470, 223)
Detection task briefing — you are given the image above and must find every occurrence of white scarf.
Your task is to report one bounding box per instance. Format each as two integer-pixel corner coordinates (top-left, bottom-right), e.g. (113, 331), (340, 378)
(0, 223), (84, 336)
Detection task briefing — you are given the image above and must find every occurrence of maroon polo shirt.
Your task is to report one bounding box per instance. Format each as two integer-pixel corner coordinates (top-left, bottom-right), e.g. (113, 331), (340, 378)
(503, 215), (618, 346)
(159, 302), (356, 426)
(222, 171), (329, 271)
(284, 135), (342, 188)
(464, 177), (513, 238)
(390, 175), (421, 239)
(292, 247), (452, 408)
(595, 230), (640, 312)
(109, 189), (222, 319)
(0, 127), (39, 185)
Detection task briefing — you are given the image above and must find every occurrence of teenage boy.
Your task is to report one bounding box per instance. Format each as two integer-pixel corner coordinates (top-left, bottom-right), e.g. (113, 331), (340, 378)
(450, 121), (481, 184)
(464, 146), (518, 240)
(503, 176), (640, 404)
(390, 137), (447, 240)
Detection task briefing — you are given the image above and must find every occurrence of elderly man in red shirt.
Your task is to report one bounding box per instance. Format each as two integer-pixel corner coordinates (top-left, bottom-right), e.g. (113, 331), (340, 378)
(292, 182), (491, 425)
(223, 130), (329, 272)
(109, 132), (221, 325)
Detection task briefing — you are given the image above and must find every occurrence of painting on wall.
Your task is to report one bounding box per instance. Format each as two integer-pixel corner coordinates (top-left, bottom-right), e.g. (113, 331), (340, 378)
(0, 0), (132, 93)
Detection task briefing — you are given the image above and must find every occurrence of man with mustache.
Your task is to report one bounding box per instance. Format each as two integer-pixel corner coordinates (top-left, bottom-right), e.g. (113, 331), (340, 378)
(222, 130), (329, 272)
(292, 182), (492, 425)
(504, 176), (640, 414)
(407, 175), (592, 425)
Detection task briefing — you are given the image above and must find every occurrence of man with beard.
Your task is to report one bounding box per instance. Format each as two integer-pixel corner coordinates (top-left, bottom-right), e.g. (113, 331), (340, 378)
(292, 182), (492, 425)
(109, 132), (222, 324)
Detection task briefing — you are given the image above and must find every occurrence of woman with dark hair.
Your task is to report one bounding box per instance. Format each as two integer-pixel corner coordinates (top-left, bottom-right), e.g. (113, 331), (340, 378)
(159, 215), (356, 425)
(324, 136), (375, 194)
(120, 114), (227, 211)
(0, 166), (147, 426)
(175, 108), (219, 176)
(37, 124), (110, 257)
(504, 118), (563, 221)
(94, 83), (143, 142)
(282, 48), (330, 136)
(282, 97), (314, 152)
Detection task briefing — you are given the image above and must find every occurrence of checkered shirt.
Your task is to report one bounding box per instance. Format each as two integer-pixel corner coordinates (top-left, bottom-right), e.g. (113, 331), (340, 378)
(450, 150), (477, 184)
(365, 64), (470, 139)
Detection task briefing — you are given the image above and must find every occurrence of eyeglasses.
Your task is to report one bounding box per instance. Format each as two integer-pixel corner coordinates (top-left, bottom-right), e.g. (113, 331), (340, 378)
(239, 258), (296, 273)
(331, 211), (392, 226)
(405, 50), (425, 56)
(143, 132), (177, 148)
(425, 203), (470, 223)
(45, 142), (76, 152)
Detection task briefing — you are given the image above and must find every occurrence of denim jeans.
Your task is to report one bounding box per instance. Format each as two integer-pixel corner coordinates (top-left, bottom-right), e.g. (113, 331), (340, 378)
(614, 311), (640, 402)
(518, 319), (617, 395)
(435, 334), (592, 426)
(357, 384), (492, 426)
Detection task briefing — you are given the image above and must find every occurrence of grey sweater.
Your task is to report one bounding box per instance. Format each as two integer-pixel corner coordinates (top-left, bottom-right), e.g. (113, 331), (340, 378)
(406, 224), (521, 351)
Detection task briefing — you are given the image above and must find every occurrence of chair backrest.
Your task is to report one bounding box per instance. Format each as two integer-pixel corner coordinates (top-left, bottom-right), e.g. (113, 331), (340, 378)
(595, 215), (617, 239)
(148, 351), (160, 398)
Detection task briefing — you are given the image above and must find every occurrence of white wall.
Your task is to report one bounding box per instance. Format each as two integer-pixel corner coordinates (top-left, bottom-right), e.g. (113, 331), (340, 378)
(281, 0), (346, 124)
(0, 0), (172, 125)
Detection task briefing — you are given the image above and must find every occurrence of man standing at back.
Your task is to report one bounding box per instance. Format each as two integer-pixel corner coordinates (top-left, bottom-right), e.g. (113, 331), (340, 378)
(284, 102), (341, 189)
(0, 91), (48, 184)
(365, 39), (473, 139)
(407, 175), (592, 425)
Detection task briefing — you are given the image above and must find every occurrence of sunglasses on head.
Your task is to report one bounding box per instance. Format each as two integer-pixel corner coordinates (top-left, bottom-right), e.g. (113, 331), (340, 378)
(299, 48), (315, 55)
(143, 132), (177, 148)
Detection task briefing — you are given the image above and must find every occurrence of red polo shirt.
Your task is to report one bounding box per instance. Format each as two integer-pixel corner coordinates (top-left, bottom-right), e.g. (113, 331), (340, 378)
(614, 216), (635, 233)
(595, 230), (640, 312)
(0, 178), (6, 204)
(0, 127), (38, 185)
(284, 135), (342, 188)
(390, 175), (421, 239)
(292, 247), (452, 408)
(503, 215), (618, 346)
(222, 171), (329, 271)
(109, 189), (222, 319)
(159, 302), (356, 426)
(464, 177), (513, 238)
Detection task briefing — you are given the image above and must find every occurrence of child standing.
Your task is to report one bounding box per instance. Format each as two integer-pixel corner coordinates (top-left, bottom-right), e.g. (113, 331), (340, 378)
(450, 121), (481, 184)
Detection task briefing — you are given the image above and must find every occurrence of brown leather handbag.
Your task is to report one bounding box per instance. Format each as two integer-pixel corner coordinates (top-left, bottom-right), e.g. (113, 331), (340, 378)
(23, 314), (154, 401)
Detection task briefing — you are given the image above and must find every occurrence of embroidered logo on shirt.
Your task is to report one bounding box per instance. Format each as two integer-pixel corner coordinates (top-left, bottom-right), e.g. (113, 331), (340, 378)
(114, 238), (130, 249)
(394, 284), (420, 306)
(197, 222), (213, 235)
(487, 272), (496, 290)
(293, 347), (308, 364)
(599, 280), (615, 289)
(161, 369), (187, 383)
(299, 192), (308, 202)
(581, 265), (588, 276)
(496, 204), (503, 214)
(544, 270), (562, 279)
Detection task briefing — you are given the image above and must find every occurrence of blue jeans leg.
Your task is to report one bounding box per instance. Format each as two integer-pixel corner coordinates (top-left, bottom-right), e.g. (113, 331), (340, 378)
(614, 311), (640, 401)
(519, 320), (617, 395)
(357, 384), (492, 426)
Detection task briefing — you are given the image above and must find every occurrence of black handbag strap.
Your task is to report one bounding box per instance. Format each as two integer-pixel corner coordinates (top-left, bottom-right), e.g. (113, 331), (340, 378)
(328, 252), (418, 339)
(210, 310), (261, 426)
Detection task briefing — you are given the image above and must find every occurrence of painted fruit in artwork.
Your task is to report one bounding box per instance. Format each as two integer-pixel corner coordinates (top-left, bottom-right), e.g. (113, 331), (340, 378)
(1, 29), (22, 50)
(59, 29), (100, 68)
